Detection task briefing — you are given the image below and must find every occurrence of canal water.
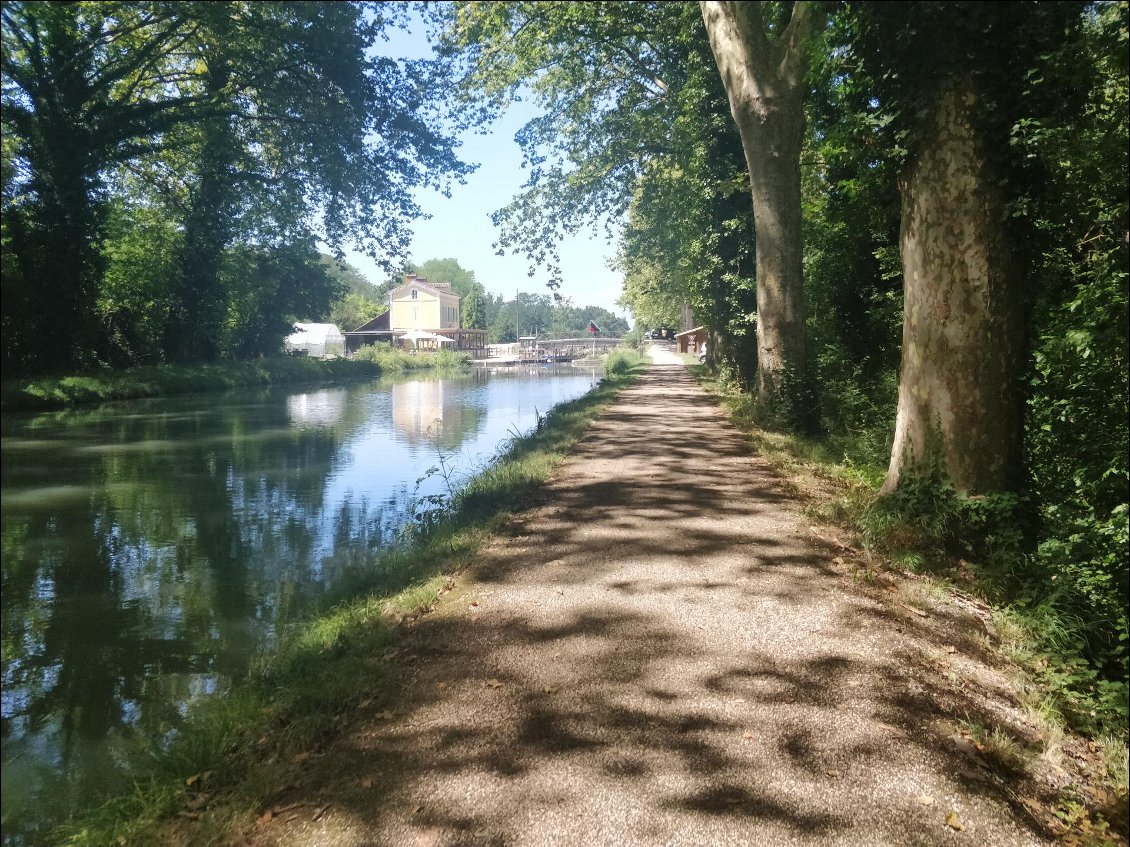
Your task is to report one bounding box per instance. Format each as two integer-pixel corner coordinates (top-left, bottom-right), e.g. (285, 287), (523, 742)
(0, 364), (599, 842)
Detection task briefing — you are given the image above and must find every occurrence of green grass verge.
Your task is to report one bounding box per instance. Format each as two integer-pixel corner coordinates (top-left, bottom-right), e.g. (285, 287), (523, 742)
(52, 358), (646, 847)
(1, 357), (382, 411)
(349, 345), (471, 374)
(1, 351), (475, 412)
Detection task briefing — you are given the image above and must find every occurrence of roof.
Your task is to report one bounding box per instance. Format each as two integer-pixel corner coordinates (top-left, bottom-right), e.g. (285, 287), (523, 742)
(674, 326), (706, 338)
(388, 279), (460, 300)
(350, 311), (390, 333)
(288, 322), (345, 342)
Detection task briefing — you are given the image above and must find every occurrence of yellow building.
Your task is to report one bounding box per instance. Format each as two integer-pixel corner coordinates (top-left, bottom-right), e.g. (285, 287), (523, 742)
(344, 274), (488, 354)
(358, 273), (488, 355)
(388, 274), (461, 332)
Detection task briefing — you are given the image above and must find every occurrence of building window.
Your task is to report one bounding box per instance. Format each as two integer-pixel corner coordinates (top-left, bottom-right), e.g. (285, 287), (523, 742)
(411, 289), (418, 300)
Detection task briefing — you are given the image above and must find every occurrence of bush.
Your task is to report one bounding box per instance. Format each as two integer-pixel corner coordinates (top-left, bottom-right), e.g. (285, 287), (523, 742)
(621, 326), (645, 348)
(603, 348), (644, 378)
(351, 344), (470, 372)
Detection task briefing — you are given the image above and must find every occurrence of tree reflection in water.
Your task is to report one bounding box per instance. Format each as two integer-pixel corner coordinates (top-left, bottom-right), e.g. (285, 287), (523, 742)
(0, 365), (595, 841)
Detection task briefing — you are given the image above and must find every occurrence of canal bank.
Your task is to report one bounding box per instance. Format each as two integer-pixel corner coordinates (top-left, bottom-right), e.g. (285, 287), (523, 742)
(31, 353), (644, 846)
(0, 350), (472, 412)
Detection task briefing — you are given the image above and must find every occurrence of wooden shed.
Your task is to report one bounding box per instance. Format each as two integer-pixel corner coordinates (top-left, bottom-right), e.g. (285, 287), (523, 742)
(674, 326), (707, 354)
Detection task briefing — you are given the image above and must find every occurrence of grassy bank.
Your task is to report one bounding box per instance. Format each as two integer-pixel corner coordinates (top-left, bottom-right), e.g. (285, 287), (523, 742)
(349, 344), (470, 374)
(52, 352), (645, 847)
(1, 350), (472, 412)
(692, 366), (1129, 838)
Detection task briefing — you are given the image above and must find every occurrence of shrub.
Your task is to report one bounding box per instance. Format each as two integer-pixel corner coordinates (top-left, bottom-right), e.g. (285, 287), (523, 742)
(603, 348), (644, 378)
(351, 344), (470, 372)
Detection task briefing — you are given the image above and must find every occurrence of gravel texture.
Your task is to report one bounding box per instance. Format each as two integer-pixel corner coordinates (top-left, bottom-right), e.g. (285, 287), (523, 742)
(252, 350), (1052, 847)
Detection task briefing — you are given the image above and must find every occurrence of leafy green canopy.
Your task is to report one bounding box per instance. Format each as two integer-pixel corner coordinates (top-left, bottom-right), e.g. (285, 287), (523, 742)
(440, 2), (757, 378)
(438, 2), (700, 289)
(1, 1), (474, 372)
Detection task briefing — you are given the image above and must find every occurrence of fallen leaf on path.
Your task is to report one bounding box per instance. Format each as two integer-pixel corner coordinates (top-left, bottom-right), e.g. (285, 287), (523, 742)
(360, 777), (375, 789)
(742, 731), (755, 740)
(486, 678), (504, 688)
(915, 794), (935, 806)
(949, 735), (989, 767)
(257, 809), (276, 826)
(825, 769), (840, 778)
(412, 804), (424, 816)
(469, 600), (478, 607)
(185, 772), (203, 787)
(376, 710), (396, 720)
(291, 751), (311, 764)
(903, 605), (929, 618)
(943, 645), (957, 654)
(945, 811), (965, 831)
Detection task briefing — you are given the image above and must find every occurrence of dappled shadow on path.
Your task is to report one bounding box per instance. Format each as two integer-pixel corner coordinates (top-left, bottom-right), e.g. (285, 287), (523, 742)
(252, 364), (1055, 847)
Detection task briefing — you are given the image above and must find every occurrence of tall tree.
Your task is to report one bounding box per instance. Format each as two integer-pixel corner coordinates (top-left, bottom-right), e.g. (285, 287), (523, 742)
(165, 6), (237, 363)
(1, 1), (472, 373)
(698, 0), (827, 426)
(1, 2), (201, 371)
(442, 2), (758, 376)
(460, 284), (488, 329)
(849, 1), (1082, 495)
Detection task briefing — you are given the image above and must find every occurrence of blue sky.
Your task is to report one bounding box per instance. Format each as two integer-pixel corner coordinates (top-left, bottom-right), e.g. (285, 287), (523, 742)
(344, 14), (630, 319)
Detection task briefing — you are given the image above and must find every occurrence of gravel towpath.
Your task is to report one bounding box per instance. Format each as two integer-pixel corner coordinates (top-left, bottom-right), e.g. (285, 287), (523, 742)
(256, 350), (1051, 847)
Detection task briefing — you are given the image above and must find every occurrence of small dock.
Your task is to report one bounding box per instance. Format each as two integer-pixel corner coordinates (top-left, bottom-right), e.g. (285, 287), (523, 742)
(476, 337), (623, 366)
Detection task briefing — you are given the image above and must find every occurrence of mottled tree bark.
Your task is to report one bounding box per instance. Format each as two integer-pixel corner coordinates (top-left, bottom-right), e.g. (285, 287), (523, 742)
(699, 1), (823, 425)
(882, 84), (1025, 495)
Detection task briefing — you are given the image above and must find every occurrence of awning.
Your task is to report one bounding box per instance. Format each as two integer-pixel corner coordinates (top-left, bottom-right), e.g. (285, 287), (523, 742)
(400, 329), (454, 346)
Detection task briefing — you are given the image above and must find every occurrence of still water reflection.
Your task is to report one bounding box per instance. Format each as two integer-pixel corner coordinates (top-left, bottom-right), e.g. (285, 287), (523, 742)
(1, 365), (597, 842)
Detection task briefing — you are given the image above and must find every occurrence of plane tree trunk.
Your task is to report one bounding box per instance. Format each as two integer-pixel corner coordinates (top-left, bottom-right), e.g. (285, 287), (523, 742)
(882, 83), (1025, 495)
(699, 1), (824, 428)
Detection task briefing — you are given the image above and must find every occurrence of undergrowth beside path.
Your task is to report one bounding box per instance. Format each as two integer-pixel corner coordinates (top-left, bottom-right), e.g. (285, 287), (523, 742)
(693, 365), (1129, 844)
(51, 353), (646, 847)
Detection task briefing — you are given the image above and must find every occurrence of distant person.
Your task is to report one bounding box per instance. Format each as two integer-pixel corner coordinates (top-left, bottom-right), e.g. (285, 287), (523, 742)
(699, 340), (708, 363)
